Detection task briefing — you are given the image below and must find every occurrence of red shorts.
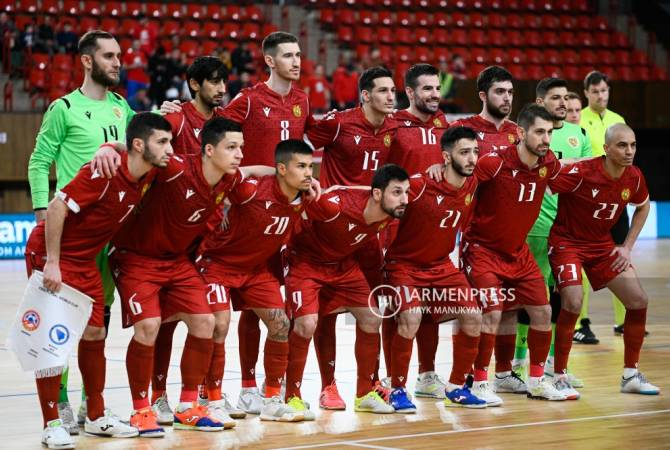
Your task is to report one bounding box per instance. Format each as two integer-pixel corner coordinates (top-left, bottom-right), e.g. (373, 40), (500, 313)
(110, 251), (210, 328)
(285, 255), (371, 318)
(354, 236), (383, 289)
(548, 239), (621, 291)
(24, 252), (105, 327)
(197, 259), (284, 312)
(385, 261), (480, 322)
(461, 241), (547, 313)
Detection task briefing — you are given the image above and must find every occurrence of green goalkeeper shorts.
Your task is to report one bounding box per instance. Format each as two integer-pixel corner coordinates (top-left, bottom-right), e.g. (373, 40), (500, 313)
(527, 235), (554, 288)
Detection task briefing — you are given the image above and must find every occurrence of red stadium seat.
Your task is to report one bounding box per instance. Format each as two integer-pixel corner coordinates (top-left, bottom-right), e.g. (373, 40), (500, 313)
(185, 3), (203, 19)
(452, 29), (467, 45)
(595, 49), (614, 65)
(82, 0), (102, 16)
(488, 13), (506, 28)
(452, 12), (467, 28)
(416, 46), (430, 62)
(394, 62), (410, 89)
(62, 0), (79, 15)
(593, 16), (609, 31)
(29, 69), (47, 90)
(576, 15), (591, 30)
(544, 65), (561, 77)
(507, 30), (523, 47)
(468, 63), (487, 79)
(124, 2), (142, 17)
(396, 27), (412, 44)
(558, 31), (577, 47)
(541, 14), (560, 29)
(320, 8), (335, 26)
(355, 44), (370, 60)
(542, 31), (560, 47)
(573, 0), (591, 13)
(378, 45), (393, 64)
(226, 5), (245, 21)
(162, 20), (180, 37)
(205, 4), (223, 20)
(378, 11), (393, 26)
(415, 11), (432, 27)
(538, 0), (553, 11)
(100, 18), (120, 35)
(433, 28), (448, 46)
(576, 31), (594, 47)
(524, 0), (538, 11)
(471, 48), (487, 64)
(556, 0), (571, 12)
(377, 26), (393, 44)
(104, 1), (122, 17)
(202, 41), (219, 56)
(119, 19), (140, 37)
(509, 65), (524, 80)
(434, 11), (449, 27)
(501, 0), (521, 11)
(580, 49), (596, 65)
(182, 20), (200, 38)
(396, 46), (411, 62)
(490, 48), (507, 64)
(616, 66), (633, 82)
(79, 17), (100, 34)
(52, 70), (71, 90)
(471, 29), (486, 46)
(489, 29), (505, 46)
(241, 23), (260, 40)
(358, 10), (375, 25)
(524, 13), (541, 29)
(396, 11), (413, 27)
(612, 32), (630, 48)
(246, 5), (264, 22)
(614, 49), (630, 65)
(526, 48), (542, 64)
(337, 26), (353, 44)
(545, 49), (559, 64)
(508, 48), (525, 64)
(201, 22), (219, 39)
(631, 50), (649, 65)
(559, 14), (576, 30)
(562, 65), (580, 80)
(434, 47), (450, 62)
(416, 27), (430, 44)
(561, 49), (578, 64)
(506, 14), (523, 29)
(179, 40), (198, 58)
(52, 54), (73, 72)
(32, 53), (50, 71)
(261, 23), (278, 37)
(594, 32), (611, 48)
(145, 2), (162, 18)
(166, 2), (183, 18)
(524, 30), (542, 46)
(41, 0), (58, 14)
(471, 13), (485, 28)
(17, 0), (38, 13)
(525, 65), (544, 80)
(651, 66), (668, 81)
(0, 0), (13, 13)
(337, 9), (356, 26)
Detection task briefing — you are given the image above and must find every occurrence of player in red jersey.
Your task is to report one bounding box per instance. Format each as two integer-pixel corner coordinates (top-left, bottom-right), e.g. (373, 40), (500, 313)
(107, 118), (272, 436)
(195, 140), (319, 422)
(164, 56), (227, 155)
(548, 124), (659, 397)
(461, 104), (569, 405)
(283, 164), (410, 414)
(385, 126), (487, 412)
(305, 67), (398, 409)
(24, 113), (172, 448)
(385, 64), (450, 400)
(452, 66), (518, 155)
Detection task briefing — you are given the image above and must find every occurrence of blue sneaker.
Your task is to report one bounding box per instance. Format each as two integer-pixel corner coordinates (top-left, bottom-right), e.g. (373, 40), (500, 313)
(389, 387), (416, 414)
(444, 386), (487, 409)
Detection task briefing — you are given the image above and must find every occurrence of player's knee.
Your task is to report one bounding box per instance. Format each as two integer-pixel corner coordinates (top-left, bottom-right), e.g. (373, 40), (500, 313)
(213, 320), (230, 341)
(134, 318), (162, 344)
(459, 311), (482, 336)
(357, 313), (382, 334)
(625, 289), (649, 310)
(185, 313), (215, 337)
(294, 316), (318, 338)
(267, 310), (290, 340)
(528, 305), (552, 327)
(481, 310), (501, 333)
(397, 313), (421, 338)
(82, 325), (106, 341)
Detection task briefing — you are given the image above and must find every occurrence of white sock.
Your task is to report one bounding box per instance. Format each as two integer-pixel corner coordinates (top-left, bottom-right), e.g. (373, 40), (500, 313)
(528, 376), (542, 388)
(623, 368), (638, 379)
(495, 371), (511, 378)
(446, 382), (461, 393)
(178, 401), (193, 411)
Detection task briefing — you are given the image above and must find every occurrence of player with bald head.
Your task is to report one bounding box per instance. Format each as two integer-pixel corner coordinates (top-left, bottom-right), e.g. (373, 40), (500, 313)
(548, 123), (659, 398)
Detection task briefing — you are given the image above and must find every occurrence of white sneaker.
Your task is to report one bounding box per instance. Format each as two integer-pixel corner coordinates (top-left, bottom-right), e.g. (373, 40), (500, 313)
(414, 371), (447, 399)
(354, 390), (395, 414)
(286, 396), (316, 421)
(77, 403), (86, 425)
(552, 374), (580, 400)
(57, 402), (79, 435)
(493, 371), (527, 394)
(512, 359), (528, 381)
(260, 396), (304, 422)
(85, 409), (139, 437)
(471, 381), (503, 406)
(545, 357), (585, 388)
(41, 419), (75, 449)
(237, 387), (264, 415)
(527, 377), (568, 401)
(151, 393), (174, 425)
(620, 372), (660, 395)
(260, 379), (286, 399)
(222, 393), (246, 419)
(207, 400), (237, 429)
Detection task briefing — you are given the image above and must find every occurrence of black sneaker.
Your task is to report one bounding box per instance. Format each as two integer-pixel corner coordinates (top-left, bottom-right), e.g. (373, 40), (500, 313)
(613, 324), (650, 336)
(573, 318), (600, 344)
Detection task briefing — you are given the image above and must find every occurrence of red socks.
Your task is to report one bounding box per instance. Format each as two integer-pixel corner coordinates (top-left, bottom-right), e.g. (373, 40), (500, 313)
(78, 339), (106, 420)
(494, 334), (516, 373)
(238, 310), (261, 388)
(35, 371), (61, 427)
(416, 319), (439, 374)
(179, 334), (213, 403)
(390, 334), (413, 388)
(473, 332), (495, 381)
(126, 338), (154, 410)
(314, 314), (338, 390)
(450, 332), (480, 385)
(624, 307), (647, 368)
(355, 327), (380, 397)
(381, 316), (395, 377)
(206, 342), (226, 401)
(264, 339), (289, 398)
(528, 328), (552, 378)
(554, 309), (580, 374)
(151, 321), (178, 403)
(285, 331), (311, 400)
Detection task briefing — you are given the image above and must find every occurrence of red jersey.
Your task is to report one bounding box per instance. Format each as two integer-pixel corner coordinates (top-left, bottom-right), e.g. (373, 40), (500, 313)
(463, 147), (561, 257)
(113, 154), (242, 258)
(28, 153), (153, 264)
(386, 175), (478, 267)
(197, 175), (307, 271)
(307, 107), (397, 187)
(165, 102), (224, 154)
(289, 188), (393, 264)
(219, 82), (312, 166)
(549, 157), (649, 244)
(387, 109), (448, 174)
(452, 115), (519, 155)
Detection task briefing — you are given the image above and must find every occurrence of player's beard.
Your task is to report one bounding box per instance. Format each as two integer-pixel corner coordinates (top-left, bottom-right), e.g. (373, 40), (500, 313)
(452, 159), (474, 177)
(415, 95), (439, 115)
(381, 199), (406, 219)
(485, 97), (510, 120)
(91, 59), (119, 88)
(143, 143), (168, 168)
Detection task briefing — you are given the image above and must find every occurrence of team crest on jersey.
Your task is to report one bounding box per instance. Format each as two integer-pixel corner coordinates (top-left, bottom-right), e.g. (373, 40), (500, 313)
(621, 188), (631, 201)
(292, 104), (302, 117)
(141, 183), (150, 197)
(433, 118), (442, 127)
(465, 193), (472, 206)
(112, 107), (122, 119)
(568, 137), (579, 148)
(383, 133), (392, 147)
(215, 192), (226, 204)
(378, 223), (386, 230)
(508, 133), (516, 144)
(538, 166), (548, 178)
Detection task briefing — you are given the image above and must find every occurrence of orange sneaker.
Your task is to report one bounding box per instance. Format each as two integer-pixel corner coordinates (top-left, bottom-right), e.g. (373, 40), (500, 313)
(319, 381), (346, 410)
(374, 380), (391, 403)
(173, 403), (224, 432)
(130, 407), (165, 438)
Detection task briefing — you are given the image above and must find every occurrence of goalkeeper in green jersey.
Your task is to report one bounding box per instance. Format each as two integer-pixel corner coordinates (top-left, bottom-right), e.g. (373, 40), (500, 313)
(506, 78), (593, 390)
(27, 30), (135, 435)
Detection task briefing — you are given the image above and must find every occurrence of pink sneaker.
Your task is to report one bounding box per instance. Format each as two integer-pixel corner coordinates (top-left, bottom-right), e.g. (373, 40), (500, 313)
(319, 381), (346, 410)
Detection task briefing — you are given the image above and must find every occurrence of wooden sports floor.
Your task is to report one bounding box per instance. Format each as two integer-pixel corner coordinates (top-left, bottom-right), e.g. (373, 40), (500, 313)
(1, 239), (669, 449)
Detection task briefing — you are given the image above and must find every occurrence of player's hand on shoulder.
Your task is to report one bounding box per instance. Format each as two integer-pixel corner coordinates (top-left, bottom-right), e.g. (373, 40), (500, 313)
(610, 246), (632, 273)
(42, 261), (62, 293)
(160, 99), (182, 115)
(425, 163), (444, 182)
(91, 142), (124, 178)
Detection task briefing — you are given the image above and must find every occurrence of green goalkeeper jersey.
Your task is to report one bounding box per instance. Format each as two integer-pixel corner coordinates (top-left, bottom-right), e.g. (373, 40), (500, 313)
(28, 89), (135, 209)
(527, 121), (592, 238)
